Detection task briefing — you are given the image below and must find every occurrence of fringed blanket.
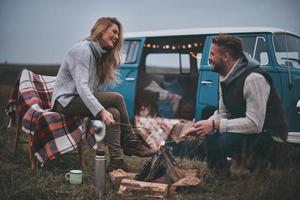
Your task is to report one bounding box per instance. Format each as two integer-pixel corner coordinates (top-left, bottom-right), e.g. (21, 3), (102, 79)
(6, 69), (97, 165)
(135, 116), (197, 150)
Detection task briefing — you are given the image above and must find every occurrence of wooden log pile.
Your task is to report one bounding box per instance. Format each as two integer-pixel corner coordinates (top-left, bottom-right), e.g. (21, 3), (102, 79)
(109, 146), (203, 198)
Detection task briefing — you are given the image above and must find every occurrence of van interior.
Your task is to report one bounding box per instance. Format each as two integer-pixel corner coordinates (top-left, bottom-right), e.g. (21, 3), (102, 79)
(135, 35), (206, 120)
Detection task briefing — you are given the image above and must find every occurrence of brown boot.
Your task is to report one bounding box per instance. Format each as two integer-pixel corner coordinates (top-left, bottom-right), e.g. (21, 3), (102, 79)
(107, 158), (129, 172)
(123, 140), (157, 157)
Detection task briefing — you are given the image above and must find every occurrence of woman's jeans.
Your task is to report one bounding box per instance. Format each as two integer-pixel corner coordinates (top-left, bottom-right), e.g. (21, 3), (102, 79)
(53, 92), (135, 160)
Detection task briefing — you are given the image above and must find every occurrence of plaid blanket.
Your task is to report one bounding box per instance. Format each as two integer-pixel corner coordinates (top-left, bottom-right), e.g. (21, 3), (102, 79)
(135, 116), (181, 150)
(6, 69), (97, 165)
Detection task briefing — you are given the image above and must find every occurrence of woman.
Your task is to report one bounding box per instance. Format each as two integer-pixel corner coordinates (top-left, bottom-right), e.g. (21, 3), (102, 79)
(51, 17), (155, 171)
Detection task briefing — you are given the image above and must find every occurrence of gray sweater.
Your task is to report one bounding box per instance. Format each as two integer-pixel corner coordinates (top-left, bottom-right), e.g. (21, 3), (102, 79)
(209, 53), (270, 134)
(51, 40), (106, 117)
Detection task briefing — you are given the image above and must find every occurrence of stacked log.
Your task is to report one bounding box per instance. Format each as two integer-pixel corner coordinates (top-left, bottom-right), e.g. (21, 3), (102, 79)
(110, 168), (202, 198)
(109, 144), (203, 198)
(118, 179), (168, 199)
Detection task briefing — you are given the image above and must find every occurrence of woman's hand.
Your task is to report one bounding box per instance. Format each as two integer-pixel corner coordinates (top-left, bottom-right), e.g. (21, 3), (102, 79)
(98, 108), (115, 126)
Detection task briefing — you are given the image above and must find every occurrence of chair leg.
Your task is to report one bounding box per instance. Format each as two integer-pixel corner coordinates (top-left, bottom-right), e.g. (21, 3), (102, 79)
(13, 116), (22, 154)
(28, 135), (36, 170)
(78, 145), (85, 169)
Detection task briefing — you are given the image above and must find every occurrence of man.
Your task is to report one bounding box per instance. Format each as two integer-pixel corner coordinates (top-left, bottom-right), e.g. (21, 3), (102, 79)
(192, 35), (288, 170)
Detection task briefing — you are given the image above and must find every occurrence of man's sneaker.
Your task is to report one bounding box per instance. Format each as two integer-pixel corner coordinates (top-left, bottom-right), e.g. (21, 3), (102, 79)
(107, 158), (129, 172)
(123, 141), (157, 157)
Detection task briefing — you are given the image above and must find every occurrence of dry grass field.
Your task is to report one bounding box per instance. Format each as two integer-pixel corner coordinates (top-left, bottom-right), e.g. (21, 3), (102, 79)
(1, 122), (300, 200)
(1, 68), (300, 200)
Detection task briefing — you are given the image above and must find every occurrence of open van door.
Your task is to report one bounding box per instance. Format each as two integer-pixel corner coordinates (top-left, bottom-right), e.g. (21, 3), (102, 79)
(195, 36), (219, 120)
(103, 38), (145, 120)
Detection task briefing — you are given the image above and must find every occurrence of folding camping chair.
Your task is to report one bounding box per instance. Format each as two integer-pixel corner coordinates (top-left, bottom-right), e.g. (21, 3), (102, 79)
(7, 69), (97, 169)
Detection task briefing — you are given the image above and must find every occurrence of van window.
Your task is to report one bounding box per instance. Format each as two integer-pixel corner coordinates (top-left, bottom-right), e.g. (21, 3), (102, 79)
(208, 35), (269, 66)
(196, 53), (202, 69)
(240, 36), (269, 65)
(143, 36), (205, 75)
(146, 53), (190, 74)
(273, 33), (300, 69)
(121, 40), (141, 64)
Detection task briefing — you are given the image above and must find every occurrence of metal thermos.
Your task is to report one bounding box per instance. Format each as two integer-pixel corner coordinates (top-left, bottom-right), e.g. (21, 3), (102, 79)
(91, 120), (106, 142)
(94, 149), (106, 198)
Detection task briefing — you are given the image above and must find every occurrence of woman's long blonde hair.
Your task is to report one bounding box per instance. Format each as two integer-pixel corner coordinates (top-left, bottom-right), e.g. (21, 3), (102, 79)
(86, 17), (123, 85)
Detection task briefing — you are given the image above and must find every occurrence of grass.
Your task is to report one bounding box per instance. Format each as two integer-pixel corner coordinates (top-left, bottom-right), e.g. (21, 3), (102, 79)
(2, 124), (300, 200)
(1, 82), (300, 199)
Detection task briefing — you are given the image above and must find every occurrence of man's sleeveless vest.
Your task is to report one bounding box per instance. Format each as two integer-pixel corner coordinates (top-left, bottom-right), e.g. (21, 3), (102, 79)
(220, 67), (288, 140)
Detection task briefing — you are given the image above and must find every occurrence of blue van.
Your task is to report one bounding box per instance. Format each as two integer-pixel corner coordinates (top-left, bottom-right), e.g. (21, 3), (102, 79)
(104, 27), (300, 144)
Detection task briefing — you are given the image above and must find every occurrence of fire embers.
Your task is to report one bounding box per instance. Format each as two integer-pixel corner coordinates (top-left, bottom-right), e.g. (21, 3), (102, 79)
(136, 145), (183, 183)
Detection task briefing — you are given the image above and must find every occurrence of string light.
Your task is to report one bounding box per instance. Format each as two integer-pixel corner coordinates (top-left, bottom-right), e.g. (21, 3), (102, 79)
(143, 42), (202, 50)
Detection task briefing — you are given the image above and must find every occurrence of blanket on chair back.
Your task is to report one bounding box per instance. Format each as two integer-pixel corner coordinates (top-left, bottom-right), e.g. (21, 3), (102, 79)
(6, 69), (97, 166)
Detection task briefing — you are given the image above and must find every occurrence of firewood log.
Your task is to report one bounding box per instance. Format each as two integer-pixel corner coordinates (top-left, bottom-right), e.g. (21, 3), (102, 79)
(169, 176), (202, 195)
(118, 179), (168, 199)
(109, 169), (137, 188)
(161, 148), (185, 182)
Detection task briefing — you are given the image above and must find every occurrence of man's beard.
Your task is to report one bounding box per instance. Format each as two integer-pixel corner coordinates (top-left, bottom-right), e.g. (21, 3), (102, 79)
(212, 59), (225, 74)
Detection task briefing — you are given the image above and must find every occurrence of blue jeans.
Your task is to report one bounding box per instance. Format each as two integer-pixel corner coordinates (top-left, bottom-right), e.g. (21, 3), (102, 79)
(205, 132), (253, 168)
(204, 131), (272, 169)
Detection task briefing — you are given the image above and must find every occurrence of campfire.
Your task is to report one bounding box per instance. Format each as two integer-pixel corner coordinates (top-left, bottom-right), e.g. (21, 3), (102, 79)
(136, 141), (185, 183)
(110, 141), (203, 198)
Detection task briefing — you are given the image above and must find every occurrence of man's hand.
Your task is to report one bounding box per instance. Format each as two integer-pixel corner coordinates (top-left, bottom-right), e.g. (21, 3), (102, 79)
(179, 126), (198, 141)
(193, 119), (216, 136)
(98, 108), (115, 126)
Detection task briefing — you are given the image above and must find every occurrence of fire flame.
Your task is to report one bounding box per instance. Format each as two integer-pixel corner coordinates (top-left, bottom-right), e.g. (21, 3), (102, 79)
(159, 140), (165, 149)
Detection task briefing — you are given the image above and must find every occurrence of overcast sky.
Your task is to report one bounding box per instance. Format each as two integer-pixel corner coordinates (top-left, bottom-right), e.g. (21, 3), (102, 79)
(0, 0), (299, 64)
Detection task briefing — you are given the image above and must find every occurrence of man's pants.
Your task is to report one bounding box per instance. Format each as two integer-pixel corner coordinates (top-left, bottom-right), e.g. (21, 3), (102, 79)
(204, 131), (272, 169)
